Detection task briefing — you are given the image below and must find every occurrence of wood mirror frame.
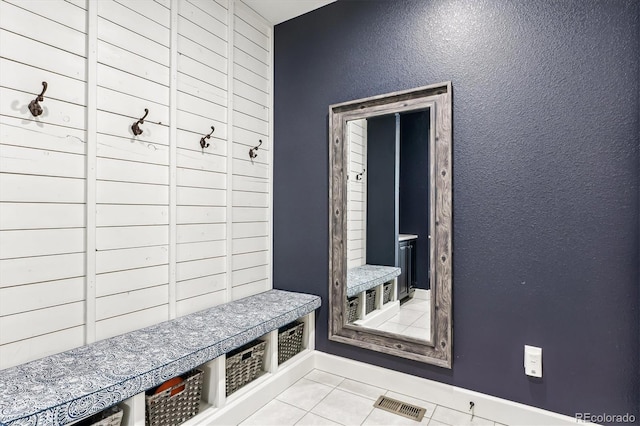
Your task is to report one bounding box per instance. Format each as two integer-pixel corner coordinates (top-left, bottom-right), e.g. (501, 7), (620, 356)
(328, 82), (452, 367)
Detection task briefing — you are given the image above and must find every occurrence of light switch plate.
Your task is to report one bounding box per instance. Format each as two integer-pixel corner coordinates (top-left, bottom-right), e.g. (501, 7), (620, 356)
(524, 345), (542, 378)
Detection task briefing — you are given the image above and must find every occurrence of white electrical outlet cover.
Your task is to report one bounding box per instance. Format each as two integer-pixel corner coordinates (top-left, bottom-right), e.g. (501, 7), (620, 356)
(524, 345), (542, 378)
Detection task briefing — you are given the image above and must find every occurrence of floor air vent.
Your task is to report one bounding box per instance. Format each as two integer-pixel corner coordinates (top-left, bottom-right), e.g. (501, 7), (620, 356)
(373, 395), (427, 422)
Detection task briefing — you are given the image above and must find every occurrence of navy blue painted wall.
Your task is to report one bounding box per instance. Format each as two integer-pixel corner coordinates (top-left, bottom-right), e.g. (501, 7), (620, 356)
(273, 0), (639, 420)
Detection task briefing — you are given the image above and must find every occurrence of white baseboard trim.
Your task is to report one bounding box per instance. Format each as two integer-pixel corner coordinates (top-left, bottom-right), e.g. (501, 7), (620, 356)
(413, 288), (430, 300)
(188, 350), (577, 425)
(314, 351), (577, 426)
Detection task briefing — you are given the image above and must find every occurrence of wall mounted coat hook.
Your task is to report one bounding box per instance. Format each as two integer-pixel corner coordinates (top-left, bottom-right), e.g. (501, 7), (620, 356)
(200, 126), (215, 150)
(355, 169), (366, 181)
(249, 139), (262, 160)
(131, 108), (149, 136)
(28, 81), (48, 117)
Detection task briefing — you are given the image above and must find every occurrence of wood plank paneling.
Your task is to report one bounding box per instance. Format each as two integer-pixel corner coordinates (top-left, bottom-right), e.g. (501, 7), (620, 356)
(176, 257), (225, 282)
(0, 87), (86, 130)
(177, 240), (226, 262)
(0, 277), (84, 316)
(0, 59), (86, 106)
(177, 73), (227, 109)
(96, 245), (169, 274)
(177, 35), (227, 75)
(4, 0), (86, 31)
(231, 2), (271, 296)
(96, 133), (169, 166)
(231, 279), (268, 300)
(96, 285), (169, 321)
(176, 288), (225, 317)
(175, 0), (231, 313)
(96, 225), (169, 250)
(97, 181), (169, 205)
(95, 304), (168, 340)
(347, 119), (367, 268)
(0, 1), (86, 56)
(0, 0), (273, 368)
(179, 0), (227, 41)
(97, 64), (170, 105)
(176, 274), (226, 301)
(0, 203), (84, 230)
(0, 29), (86, 80)
(0, 253), (85, 288)
(96, 264), (169, 297)
(0, 0), (88, 368)
(96, 205), (169, 227)
(0, 118), (86, 154)
(188, 0), (228, 25)
(0, 301), (85, 344)
(97, 0), (170, 46)
(0, 326), (85, 370)
(176, 206), (226, 224)
(0, 228), (84, 259)
(97, 41), (169, 86)
(0, 174), (85, 203)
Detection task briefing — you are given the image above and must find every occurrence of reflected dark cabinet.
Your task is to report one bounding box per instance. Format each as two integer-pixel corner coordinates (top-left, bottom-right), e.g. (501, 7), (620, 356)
(398, 238), (416, 301)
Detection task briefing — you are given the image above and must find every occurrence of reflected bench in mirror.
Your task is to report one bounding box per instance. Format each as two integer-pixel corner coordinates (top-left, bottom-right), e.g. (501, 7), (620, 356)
(347, 264), (400, 325)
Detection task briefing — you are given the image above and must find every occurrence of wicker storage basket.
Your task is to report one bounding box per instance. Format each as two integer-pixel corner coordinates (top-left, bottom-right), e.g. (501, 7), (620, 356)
(145, 369), (203, 426)
(382, 282), (392, 304)
(226, 339), (267, 396)
(75, 405), (123, 426)
(365, 288), (376, 314)
(346, 296), (359, 322)
(278, 321), (304, 364)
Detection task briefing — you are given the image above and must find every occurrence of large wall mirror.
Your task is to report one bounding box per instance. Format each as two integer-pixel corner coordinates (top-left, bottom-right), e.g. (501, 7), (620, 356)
(328, 82), (452, 367)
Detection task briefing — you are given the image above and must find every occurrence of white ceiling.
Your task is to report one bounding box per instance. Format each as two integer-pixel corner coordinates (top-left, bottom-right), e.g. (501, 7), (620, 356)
(243, 0), (336, 25)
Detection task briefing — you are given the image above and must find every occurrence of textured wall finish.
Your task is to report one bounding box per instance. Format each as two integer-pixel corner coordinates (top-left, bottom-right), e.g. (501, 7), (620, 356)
(273, 0), (639, 420)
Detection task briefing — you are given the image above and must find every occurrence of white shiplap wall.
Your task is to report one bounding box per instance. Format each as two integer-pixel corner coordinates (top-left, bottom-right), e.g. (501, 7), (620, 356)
(0, 0), (272, 370)
(347, 119), (367, 269)
(94, 0), (172, 341)
(0, 0), (88, 367)
(231, 2), (271, 300)
(175, 0), (229, 316)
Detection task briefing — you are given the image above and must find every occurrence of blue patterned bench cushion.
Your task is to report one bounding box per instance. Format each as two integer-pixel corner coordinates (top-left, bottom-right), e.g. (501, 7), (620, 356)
(346, 264), (401, 297)
(0, 289), (320, 426)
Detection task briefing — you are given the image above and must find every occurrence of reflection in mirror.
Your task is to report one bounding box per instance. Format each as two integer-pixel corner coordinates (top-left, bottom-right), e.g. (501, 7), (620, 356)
(346, 110), (434, 342)
(329, 82), (452, 367)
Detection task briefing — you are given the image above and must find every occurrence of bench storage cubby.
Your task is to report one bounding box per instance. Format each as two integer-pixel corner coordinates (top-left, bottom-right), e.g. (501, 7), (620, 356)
(277, 322), (305, 364)
(75, 406), (123, 426)
(383, 282), (393, 304)
(145, 369), (204, 426)
(225, 340), (267, 396)
(346, 296), (360, 322)
(365, 288), (377, 314)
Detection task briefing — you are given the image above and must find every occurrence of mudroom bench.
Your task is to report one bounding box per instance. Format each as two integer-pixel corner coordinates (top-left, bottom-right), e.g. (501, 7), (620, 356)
(0, 289), (321, 426)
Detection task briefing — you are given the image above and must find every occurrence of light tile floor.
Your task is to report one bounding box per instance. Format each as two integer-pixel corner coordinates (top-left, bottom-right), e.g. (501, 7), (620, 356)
(372, 293), (431, 341)
(240, 369), (504, 426)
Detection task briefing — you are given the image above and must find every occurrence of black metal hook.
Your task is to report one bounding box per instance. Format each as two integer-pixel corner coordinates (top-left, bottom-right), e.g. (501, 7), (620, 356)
(200, 126), (215, 149)
(131, 108), (149, 136)
(355, 169), (366, 181)
(249, 139), (262, 160)
(28, 81), (48, 117)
